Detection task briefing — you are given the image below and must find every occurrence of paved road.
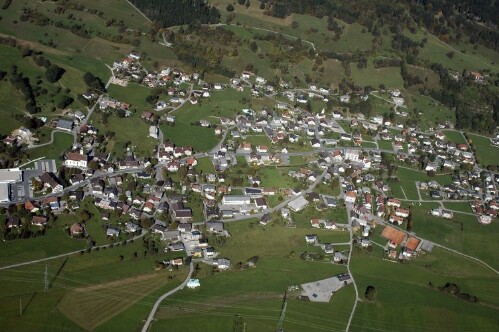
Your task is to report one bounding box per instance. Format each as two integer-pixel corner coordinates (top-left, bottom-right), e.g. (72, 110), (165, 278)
(0, 230), (148, 271)
(141, 262), (194, 332)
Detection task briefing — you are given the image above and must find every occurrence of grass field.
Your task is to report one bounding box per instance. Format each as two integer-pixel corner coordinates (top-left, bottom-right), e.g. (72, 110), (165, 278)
(152, 217), (354, 332)
(350, 246), (499, 332)
(0, 237), (188, 332)
(27, 132), (74, 162)
(58, 272), (181, 331)
(443, 201), (474, 214)
(468, 133), (499, 166)
(0, 79), (27, 135)
(411, 203), (499, 269)
(442, 130), (467, 144)
(404, 29), (499, 72)
(351, 62), (404, 89)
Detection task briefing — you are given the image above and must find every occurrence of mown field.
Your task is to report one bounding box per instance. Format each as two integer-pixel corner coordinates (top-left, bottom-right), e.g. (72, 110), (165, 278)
(0, 239), (188, 332)
(151, 218), (354, 332)
(468, 133), (499, 167)
(351, 246), (499, 332)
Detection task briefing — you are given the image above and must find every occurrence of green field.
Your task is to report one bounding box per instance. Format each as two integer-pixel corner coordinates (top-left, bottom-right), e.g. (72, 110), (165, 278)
(442, 130), (467, 144)
(411, 203), (499, 269)
(0, 238), (188, 332)
(27, 132), (74, 162)
(152, 218), (354, 332)
(468, 133), (499, 166)
(351, 63), (404, 89)
(351, 246), (499, 332)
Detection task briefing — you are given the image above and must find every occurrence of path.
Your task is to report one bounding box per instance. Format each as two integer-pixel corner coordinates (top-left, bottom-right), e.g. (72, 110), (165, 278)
(0, 230), (148, 271)
(344, 198), (360, 332)
(141, 262), (194, 332)
(125, 0), (152, 23)
(26, 130), (74, 150)
(421, 28), (496, 70)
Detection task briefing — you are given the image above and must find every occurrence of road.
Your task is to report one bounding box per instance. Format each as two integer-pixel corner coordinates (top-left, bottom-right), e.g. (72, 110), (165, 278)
(141, 261), (194, 332)
(341, 176), (360, 332)
(0, 230), (148, 271)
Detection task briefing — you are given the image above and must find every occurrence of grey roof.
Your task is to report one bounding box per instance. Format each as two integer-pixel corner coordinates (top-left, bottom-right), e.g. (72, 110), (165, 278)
(57, 119), (74, 130)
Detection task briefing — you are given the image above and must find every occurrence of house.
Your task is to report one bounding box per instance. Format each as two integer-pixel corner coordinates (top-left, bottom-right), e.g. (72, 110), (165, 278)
(64, 151), (88, 169)
(56, 119), (73, 131)
(345, 191), (357, 204)
(215, 258), (231, 270)
(389, 214), (404, 226)
(288, 196), (309, 212)
(31, 215), (48, 227)
(254, 197), (268, 209)
(106, 227), (120, 237)
(260, 213), (271, 225)
(206, 221), (224, 234)
(344, 150), (360, 162)
(70, 223), (84, 236)
(39, 172), (63, 193)
(305, 234), (318, 244)
(222, 195), (251, 205)
(395, 208), (410, 218)
(387, 198), (401, 208)
(125, 222), (141, 233)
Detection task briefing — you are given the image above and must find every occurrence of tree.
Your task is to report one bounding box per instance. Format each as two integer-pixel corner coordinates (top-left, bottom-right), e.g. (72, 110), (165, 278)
(80, 210), (91, 222)
(56, 95), (74, 109)
(45, 64), (65, 83)
(365, 285), (377, 301)
(226, 4), (234, 12)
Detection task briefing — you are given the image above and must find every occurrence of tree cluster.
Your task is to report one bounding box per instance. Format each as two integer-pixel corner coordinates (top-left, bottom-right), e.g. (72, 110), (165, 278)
(130, 0), (220, 28)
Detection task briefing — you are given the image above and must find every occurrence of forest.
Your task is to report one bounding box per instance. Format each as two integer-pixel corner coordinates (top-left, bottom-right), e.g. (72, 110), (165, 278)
(130, 0), (220, 27)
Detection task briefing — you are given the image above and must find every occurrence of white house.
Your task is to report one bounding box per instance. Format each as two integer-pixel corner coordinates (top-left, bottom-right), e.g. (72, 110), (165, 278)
(64, 152), (88, 169)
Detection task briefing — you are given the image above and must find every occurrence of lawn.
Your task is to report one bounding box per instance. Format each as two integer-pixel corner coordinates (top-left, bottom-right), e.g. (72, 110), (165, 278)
(404, 29), (498, 72)
(292, 205), (351, 228)
(0, 79), (27, 135)
(411, 203), (499, 270)
(0, 237), (188, 332)
(161, 121), (218, 152)
(152, 217), (354, 332)
(350, 246), (499, 332)
(257, 167), (298, 188)
(27, 132), (74, 162)
(442, 130), (467, 144)
(351, 62), (404, 89)
(196, 156), (215, 174)
(443, 201), (474, 214)
(468, 133), (499, 167)
(105, 113), (157, 157)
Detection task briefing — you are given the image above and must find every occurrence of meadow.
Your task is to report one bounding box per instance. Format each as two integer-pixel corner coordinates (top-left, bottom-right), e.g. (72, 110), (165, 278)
(468, 133), (499, 166)
(350, 246), (499, 332)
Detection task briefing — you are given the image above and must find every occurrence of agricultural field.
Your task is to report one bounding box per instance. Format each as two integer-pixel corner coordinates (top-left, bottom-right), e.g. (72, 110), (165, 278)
(351, 63), (404, 89)
(468, 133), (499, 167)
(410, 202), (499, 270)
(27, 132), (74, 162)
(0, 239), (188, 332)
(350, 246), (499, 332)
(152, 218), (354, 332)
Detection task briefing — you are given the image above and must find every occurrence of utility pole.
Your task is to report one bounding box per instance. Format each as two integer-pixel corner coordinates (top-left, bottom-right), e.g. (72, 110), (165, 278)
(44, 264), (48, 292)
(277, 291), (287, 332)
(19, 298), (22, 317)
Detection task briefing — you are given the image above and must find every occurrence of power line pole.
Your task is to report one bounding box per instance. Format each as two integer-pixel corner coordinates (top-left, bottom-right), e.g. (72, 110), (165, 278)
(277, 291), (287, 332)
(19, 298), (22, 317)
(44, 264), (48, 292)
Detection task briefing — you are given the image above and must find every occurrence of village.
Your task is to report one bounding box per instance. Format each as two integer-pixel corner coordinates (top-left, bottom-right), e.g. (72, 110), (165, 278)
(1, 51), (498, 296)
